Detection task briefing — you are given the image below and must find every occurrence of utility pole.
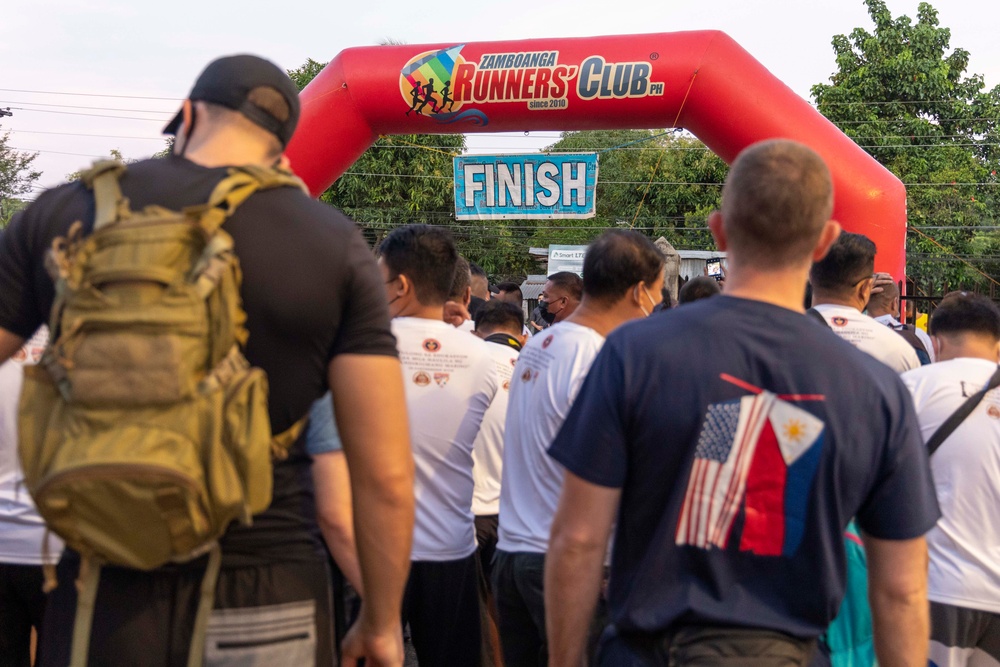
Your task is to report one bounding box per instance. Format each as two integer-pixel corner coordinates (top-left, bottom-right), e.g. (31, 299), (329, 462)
(0, 108), (12, 118)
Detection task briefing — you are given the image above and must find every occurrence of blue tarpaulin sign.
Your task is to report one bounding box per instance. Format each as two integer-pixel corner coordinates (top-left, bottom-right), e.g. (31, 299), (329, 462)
(454, 153), (598, 220)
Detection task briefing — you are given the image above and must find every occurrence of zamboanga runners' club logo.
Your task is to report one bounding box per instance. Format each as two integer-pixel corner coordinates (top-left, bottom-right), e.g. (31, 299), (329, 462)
(399, 45), (664, 124)
(413, 371), (431, 387)
(422, 338), (441, 352)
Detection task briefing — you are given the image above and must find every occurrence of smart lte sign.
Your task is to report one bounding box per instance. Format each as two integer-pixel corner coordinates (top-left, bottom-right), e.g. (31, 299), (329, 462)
(453, 153), (598, 220)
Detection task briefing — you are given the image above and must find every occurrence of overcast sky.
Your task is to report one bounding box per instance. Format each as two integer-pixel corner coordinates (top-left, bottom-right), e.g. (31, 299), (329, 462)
(4, 0), (998, 191)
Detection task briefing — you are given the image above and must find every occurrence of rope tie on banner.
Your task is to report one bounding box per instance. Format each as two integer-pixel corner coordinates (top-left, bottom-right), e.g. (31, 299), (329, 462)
(908, 226), (1000, 289)
(631, 70), (700, 228)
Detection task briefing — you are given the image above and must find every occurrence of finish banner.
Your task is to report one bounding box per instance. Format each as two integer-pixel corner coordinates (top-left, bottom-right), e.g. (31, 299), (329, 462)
(453, 153), (598, 220)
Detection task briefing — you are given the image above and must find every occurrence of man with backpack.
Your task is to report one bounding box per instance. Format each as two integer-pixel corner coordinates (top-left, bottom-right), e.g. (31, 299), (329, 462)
(0, 54), (414, 667)
(867, 280), (934, 365)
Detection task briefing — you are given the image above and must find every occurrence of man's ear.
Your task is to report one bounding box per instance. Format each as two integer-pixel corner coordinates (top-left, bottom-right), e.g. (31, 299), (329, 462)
(707, 211), (727, 252)
(857, 277), (874, 309)
(463, 286), (472, 308)
(396, 274), (413, 300)
(811, 220), (842, 263)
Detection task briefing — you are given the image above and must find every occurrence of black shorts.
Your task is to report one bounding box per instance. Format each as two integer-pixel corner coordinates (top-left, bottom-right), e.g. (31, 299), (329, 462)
(38, 551), (334, 667)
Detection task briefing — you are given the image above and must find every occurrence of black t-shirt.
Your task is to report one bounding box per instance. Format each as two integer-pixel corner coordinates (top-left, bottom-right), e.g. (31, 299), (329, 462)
(0, 154), (398, 565)
(549, 296), (940, 638)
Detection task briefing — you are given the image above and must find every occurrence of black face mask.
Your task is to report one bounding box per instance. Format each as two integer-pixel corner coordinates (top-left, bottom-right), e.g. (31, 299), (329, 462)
(538, 299), (559, 324)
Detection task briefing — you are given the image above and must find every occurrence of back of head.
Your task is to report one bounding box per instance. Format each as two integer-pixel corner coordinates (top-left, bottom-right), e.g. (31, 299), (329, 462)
(469, 262), (490, 300)
(450, 256), (472, 303)
(866, 279), (900, 317)
(722, 140), (833, 269)
(475, 300), (525, 336)
(379, 225), (458, 306)
(547, 271), (583, 301)
(582, 230), (664, 303)
(930, 293), (1000, 340)
(809, 232), (876, 295)
(678, 276), (722, 305)
(495, 281), (523, 306)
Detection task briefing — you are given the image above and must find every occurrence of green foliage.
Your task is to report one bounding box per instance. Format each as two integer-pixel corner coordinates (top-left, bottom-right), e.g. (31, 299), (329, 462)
(0, 127), (41, 228)
(812, 0), (1000, 293)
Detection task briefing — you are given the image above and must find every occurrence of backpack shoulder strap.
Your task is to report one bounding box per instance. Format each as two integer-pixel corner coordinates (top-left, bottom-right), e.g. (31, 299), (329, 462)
(926, 364), (1000, 456)
(80, 160), (128, 231)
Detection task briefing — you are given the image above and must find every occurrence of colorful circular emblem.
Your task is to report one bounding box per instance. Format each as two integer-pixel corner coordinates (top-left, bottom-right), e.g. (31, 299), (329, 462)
(831, 316), (848, 328)
(542, 335), (554, 349)
(510, 358), (517, 367)
(413, 371), (431, 387)
(502, 380), (511, 391)
(521, 368), (533, 382)
(400, 47), (467, 117)
(422, 338), (441, 353)
(988, 405), (1000, 420)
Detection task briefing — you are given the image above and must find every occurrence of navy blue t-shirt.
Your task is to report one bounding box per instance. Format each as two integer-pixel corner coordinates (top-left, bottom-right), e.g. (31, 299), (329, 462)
(548, 295), (940, 639)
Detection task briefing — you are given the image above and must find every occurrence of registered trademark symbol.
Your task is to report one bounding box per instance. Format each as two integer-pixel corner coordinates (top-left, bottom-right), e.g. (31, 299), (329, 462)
(650, 52), (659, 60)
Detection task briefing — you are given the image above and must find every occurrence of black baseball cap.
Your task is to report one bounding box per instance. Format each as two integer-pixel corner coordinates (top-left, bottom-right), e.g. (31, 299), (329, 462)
(164, 54), (300, 147)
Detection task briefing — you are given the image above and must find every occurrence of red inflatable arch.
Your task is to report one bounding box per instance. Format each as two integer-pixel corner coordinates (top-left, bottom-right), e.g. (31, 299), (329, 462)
(285, 31), (907, 278)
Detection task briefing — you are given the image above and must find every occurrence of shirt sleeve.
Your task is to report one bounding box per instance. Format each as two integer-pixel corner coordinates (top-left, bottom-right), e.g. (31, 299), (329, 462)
(305, 391), (343, 455)
(854, 376), (941, 540)
(328, 227), (398, 359)
(547, 340), (628, 488)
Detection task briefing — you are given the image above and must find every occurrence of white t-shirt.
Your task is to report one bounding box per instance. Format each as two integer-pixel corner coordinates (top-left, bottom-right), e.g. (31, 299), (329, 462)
(497, 321), (606, 553)
(393, 317), (499, 561)
(0, 327), (63, 565)
(872, 313), (935, 363)
(903, 358), (1000, 614)
(813, 304), (920, 373)
(471, 340), (519, 517)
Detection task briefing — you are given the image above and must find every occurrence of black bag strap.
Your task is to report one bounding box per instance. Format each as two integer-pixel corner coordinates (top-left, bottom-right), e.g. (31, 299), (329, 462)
(926, 364), (1000, 456)
(806, 308), (831, 328)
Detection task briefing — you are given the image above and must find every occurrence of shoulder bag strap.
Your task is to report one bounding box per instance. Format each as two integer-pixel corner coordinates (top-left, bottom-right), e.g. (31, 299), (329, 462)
(926, 364), (1000, 456)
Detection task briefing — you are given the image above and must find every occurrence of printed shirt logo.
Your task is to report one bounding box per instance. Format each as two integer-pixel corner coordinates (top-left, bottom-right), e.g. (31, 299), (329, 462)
(521, 368), (533, 382)
(434, 372), (450, 387)
(831, 316), (848, 328)
(413, 371), (431, 387)
(988, 405), (1000, 420)
(422, 338), (441, 353)
(542, 335), (554, 349)
(675, 389), (826, 557)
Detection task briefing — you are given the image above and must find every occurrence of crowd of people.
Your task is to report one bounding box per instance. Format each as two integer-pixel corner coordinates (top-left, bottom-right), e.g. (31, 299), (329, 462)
(0, 54), (997, 667)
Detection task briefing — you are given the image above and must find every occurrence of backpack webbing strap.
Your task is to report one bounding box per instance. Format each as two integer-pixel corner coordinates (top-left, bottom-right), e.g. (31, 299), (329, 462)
(926, 364), (1000, 456)
(82, 161), (128, 231)
(271, 416), (308, 461)
(68, 558), (101, 667)
(186, 543), (222, 667)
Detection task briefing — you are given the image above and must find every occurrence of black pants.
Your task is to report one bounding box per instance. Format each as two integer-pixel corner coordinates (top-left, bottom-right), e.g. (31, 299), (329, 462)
(492, 550), (547, 667)
(0, 563), (49, 667)
(39, 551), (335, 667)
(403, 555), (482, 667)
(929, 600), (1000, 666)
(597, 625), (817, 666)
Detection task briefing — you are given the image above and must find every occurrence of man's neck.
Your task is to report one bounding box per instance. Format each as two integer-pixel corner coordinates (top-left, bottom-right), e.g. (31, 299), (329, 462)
(565, 298), (639, 338)
(810, 291), (864, 313)
(396, 302), (446, 322)
(937, 335), (1000, 363)
(181, 129), (277, 169)
(722, 263), (810, 312)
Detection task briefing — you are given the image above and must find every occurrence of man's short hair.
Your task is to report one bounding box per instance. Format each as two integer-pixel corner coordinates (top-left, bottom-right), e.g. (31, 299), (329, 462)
(547, 271), (583, 301)
(581, 230), (664, 303)
(866, 279), (900, 313)
(474, 300), (525, 335)
(722, 140), (834, 268)
(809, 232), (876, 292)
(495, 281), (523, 304)
(678, 276), (721, 304)
(469, 262), (487, 280)
(379, 225), (458, 306)
(450, 256), (472, 301)
(929, 293), (1000, 339)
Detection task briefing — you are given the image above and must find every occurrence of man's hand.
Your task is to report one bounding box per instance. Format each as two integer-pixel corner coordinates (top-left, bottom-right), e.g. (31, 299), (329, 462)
(871, 272), (895, 296)
(443, 300), (470, 327)
(340, 615), (404, 667)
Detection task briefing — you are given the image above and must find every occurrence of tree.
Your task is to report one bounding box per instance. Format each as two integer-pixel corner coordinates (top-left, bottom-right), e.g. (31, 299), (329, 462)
(284, 59), (544, 277)
(812, 0), (1000, 293)
(0, 128), (41, 228)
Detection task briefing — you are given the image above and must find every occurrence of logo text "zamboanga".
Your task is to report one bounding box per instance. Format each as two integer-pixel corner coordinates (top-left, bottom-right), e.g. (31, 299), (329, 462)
(478, 51), (559, 70)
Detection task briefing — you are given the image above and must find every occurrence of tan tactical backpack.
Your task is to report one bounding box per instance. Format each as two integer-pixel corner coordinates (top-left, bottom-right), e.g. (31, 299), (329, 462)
(17, 160), (308, 667)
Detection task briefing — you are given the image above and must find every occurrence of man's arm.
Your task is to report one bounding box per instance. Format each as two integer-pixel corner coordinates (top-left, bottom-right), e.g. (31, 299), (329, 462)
(329, 353), (414, 667)
(312, 450), (364, 595)
(863, 533), (930, 667)
(0, 328), (25, 364)
(545, 471), (620, 667)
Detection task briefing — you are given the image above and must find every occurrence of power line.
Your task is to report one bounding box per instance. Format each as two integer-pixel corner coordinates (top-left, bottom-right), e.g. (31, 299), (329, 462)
(5, 107), (170, 121)
(6, 129), (165, 141)
(10, 145), (115, 158)
(0, 88), (181, 101)
(0, 100), (175, 114)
